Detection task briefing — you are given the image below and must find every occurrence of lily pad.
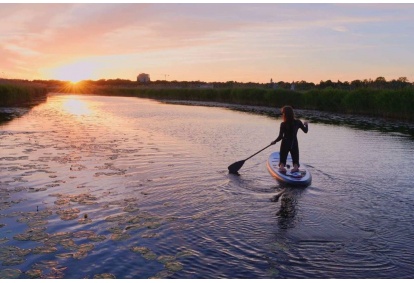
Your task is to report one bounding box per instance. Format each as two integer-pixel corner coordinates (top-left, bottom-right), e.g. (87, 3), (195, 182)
(32, 246), (58, 254)
(13, 229), (48, 242)
(55, 253), (74, 259)
(157, 255), (176, 264)
(130, 246), (157, 260)
(59, 214), (79, 221)
(60, 239), (78, 250)
(78, 218), (92, 224)
(73, 230), (95, 238)
(142, 251), (157, 260)
(123, 205), (139, 213)
(176, 248), (198, 258)
(165, 261), (183, 272)
(150, 270), (174, 279)
(25, 269), (42, 278)
(73, 251), (88, 260)
(131, 246), (150, 254)
(78, 243), (95, 253)
(105, 215), (127, 222)
(94, 273), (116, 279)
(142, 222), (161, 229)
(111, 233), (130, 241)
(2, 257), (25, 266)
(87, 235), (106, 242)
(0, 268), (22, 279)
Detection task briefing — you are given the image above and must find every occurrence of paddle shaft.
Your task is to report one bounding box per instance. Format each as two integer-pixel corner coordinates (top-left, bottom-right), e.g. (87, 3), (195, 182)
(244, 144), (272, 161)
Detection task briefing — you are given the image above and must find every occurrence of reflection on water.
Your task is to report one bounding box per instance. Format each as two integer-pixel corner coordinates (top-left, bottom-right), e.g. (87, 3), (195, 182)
(0, 94), (414, 279)
(62, 98), (92, 116)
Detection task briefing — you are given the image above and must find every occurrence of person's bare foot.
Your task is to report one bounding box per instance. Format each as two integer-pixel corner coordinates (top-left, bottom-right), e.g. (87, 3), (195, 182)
(291, 165), (299, 173)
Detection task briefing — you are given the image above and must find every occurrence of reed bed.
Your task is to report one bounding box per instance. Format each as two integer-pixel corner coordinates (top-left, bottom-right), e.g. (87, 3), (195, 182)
(0, 82), (48, 107)
(94, 86), (414, 121)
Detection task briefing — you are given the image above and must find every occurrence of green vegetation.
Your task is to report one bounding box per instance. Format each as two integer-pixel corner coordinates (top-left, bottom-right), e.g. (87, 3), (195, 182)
(93, 86), (414, 121)
(0, 81), (48, 107)
(2, 76), (414, 122)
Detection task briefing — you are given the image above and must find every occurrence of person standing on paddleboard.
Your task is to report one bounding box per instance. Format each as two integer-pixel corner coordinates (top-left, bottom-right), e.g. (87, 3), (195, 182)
(270, 105), (308, 173)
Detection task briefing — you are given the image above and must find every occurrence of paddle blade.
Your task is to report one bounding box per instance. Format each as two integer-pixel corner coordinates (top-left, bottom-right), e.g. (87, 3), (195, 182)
(228, 160), (245, 174)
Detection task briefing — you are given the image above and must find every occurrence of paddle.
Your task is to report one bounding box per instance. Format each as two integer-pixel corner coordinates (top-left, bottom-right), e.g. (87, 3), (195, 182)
(228, 143), (274, 174)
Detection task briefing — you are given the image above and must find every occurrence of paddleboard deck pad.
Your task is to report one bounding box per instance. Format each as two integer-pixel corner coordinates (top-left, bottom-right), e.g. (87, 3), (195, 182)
(266, 152), (312, 186)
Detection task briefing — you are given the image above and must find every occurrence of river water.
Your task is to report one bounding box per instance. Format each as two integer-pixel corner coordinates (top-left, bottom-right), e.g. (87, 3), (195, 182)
(0, 93), (413, 279)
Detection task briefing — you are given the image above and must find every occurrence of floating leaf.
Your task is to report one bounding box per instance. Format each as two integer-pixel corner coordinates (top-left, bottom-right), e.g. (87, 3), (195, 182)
(87, 235), (106, 242)
(54, 199), (70, 205)
(2, 257), (25, 266)
(25, 269), (42, 279)
(55, 253), (73, 259)
(149, 270), (174, 279)
(141, 232), (160, 238)
(157, 255), (176, 264)
(27, 220), (48, 228)
(0, 268), (22, 279)
(73, 251), (88, 260)
(267, 267), (280, 277)
(142, 251), (157, 260)
(131, 246), (150, 254)
(165, 261), (183, 272)
(130, 246), (156, 260)
(176, 248), (198, 258)
(73, 230), (95, 238)
(13, 233), (31, 241)
(59, 214), (78, 221)
(32, 246), (58, 254)
(111, 233), (130, 241)
(94, 273), (116, 279)
(143, 222), (161, 229)
(107, 227), (123, 234)
(13, 229), (48, 242)
(60, 239), (78, 250)
(56, 208), (80, 215)
(78, 243), (94, 253)
(105, 215), (127, 222)
(49, 232), (73, 242)
(123, 205), (139, 213)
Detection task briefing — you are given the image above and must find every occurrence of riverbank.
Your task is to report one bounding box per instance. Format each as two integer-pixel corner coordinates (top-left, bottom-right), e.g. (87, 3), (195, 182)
(0, 82), (48, 123)
(161, 100), (414, 137)
(91, 86), (414, 122)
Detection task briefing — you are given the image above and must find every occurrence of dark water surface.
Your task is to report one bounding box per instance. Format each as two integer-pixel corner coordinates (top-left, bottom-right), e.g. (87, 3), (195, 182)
(0, 94), (413, 279)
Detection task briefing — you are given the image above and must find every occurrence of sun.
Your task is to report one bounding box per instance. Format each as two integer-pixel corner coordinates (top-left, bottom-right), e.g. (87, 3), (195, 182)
(49, 60), (97, 83)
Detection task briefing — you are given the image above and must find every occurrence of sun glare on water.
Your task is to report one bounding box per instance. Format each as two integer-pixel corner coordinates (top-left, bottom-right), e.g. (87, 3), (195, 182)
(62, 98), (91, 116)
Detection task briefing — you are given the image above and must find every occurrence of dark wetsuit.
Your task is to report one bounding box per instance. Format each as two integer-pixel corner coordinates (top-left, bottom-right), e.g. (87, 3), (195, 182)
(274, 119), (308, 167)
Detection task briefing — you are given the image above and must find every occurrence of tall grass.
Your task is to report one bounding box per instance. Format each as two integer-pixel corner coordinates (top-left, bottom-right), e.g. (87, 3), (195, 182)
(0, 82), (48, 106)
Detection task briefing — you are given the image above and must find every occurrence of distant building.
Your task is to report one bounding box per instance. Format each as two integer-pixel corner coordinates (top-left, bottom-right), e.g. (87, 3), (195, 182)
(137, 73), (150, 83)
(270, 78), (278, 89)
(290, 83), (296, 91)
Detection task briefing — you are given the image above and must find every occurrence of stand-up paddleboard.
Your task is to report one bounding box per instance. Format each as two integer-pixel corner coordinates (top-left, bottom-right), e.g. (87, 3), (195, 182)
(266, 152), (312, 186)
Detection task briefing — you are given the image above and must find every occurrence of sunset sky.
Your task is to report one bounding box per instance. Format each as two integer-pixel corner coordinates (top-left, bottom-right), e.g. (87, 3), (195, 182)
(1, 3), (414, 83)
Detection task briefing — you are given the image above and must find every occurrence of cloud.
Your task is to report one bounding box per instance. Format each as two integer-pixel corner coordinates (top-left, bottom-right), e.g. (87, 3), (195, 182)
(4, 44), (40, 57)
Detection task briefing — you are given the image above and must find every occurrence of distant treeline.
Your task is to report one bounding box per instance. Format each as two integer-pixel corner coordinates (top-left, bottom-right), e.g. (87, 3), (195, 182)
(33, 76), (413, 91)
(0, 81), (48, 107)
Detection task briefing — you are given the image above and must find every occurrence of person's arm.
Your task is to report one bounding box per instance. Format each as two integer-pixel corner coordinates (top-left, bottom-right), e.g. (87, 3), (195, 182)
(271, 123), (284, 145)
(298, 120), (308, 133)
